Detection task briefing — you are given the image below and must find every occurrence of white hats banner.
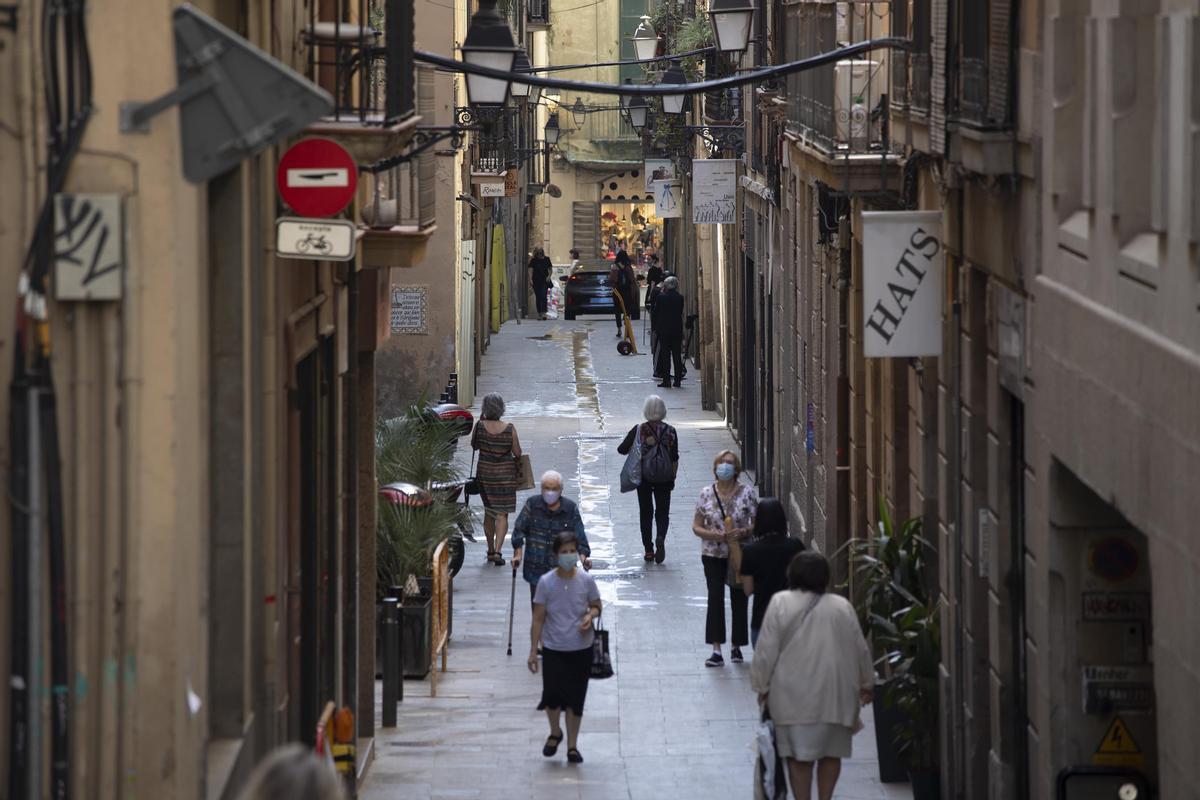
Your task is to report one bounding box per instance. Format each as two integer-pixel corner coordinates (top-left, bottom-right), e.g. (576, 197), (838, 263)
(692, 159), (738, 224)
(654, 179), (683, 219)
(861, 211), (944, 357)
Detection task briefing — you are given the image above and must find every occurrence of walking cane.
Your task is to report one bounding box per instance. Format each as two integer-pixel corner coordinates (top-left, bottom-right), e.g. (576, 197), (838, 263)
(506, 566), (517, 656)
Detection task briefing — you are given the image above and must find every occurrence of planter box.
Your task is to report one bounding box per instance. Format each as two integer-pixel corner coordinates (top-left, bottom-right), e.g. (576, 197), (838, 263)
(908, 769), (940, 800)
(401, 594), (433, 679)
(873, 680), (911, 783)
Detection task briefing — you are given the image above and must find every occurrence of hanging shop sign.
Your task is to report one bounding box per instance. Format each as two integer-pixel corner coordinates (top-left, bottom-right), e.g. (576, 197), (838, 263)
(692, 159), (738, 225)
(654, 179), (683, 219)
(861, 210), (944, 357)
(275, 217), (356, 261)
(479, 181), (506, 198)
(645, 159), (674, 191)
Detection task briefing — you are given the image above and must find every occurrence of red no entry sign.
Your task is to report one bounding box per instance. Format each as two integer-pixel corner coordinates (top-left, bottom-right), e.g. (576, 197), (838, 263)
(276, 138), (358, 218)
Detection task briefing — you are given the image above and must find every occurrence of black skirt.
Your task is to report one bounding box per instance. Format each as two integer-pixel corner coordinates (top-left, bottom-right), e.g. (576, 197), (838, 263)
(537, 646), (593, 716)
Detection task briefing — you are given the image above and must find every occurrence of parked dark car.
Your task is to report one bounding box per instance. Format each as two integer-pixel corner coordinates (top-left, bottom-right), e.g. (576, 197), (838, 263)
(561, 270), (618, 320)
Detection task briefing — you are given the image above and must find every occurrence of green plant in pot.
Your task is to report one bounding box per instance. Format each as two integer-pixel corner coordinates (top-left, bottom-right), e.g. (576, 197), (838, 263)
(878, 595), (941, 799)
(375, 403), (473, 677)
(837, 498), (933, 783)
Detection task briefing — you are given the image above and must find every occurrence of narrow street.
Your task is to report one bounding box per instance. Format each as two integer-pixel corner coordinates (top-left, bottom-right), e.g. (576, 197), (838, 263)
(361, 318), (911, 800)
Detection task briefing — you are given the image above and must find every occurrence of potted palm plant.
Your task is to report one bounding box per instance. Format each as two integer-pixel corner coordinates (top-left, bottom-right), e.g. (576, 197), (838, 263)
(376, 403), (473, 678)
(878, 596), (942, 799)
(838, 499), (932, 783)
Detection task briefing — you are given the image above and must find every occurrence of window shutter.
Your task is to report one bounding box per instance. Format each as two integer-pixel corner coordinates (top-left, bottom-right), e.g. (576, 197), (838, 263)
(930, 0), (948, 152)
(987, 0), (1013, 125)
(572, 202), (600, 259)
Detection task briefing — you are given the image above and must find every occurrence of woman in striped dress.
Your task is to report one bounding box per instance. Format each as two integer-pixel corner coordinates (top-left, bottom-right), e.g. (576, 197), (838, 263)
(471, 392), (522, 565)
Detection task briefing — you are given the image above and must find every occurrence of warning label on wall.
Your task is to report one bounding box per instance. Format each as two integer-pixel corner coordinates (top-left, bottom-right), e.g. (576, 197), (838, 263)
(1093, 717), (1145, 769)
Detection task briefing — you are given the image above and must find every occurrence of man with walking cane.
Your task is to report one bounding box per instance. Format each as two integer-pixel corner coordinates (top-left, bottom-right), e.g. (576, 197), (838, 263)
(508, 470), (592, 651)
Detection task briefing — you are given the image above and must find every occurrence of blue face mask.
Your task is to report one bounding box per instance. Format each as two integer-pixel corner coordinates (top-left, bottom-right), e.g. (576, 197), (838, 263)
(558, 552), (578, 571)
(715, 463), (736, 481)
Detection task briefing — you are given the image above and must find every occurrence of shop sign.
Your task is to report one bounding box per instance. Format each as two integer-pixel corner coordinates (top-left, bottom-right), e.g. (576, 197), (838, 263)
(654, 179), (682, 219)
(692, 159), (738, 224)
(861, 211), (944, 357)
(390, 285), (428, 335)
(505, 169), (519, 197)
(644, 159), (674, 191)
(1082, 665), (1155, 715)
(479, 181), (505, 198)
(1082, 592), (1151, 621)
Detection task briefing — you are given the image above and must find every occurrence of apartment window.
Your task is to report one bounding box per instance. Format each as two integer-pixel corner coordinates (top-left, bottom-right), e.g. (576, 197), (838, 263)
(957, 0), (989, 122)
(1050, 1), (1087, 220)
(619, 0), (651, 83)
(1109, 10), (1158, 246)
(911, 0), (932, 111)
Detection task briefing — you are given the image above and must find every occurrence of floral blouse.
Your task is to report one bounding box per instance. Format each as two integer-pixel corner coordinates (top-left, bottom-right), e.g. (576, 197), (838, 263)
(694, 482), (759, 558)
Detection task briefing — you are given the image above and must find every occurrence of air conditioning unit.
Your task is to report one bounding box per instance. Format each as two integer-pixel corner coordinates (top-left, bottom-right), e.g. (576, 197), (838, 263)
(834, 59), (883, 149)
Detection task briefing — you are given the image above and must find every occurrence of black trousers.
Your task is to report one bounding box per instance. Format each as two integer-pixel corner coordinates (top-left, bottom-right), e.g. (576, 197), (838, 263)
(701, 555), (748, 647)
(533, 280), (548, 315)
(656, 334), (684, 382)
(636, 483), (672, 551)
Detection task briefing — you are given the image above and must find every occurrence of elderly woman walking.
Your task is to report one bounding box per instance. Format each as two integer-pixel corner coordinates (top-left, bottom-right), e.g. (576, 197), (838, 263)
(471, 392), (522, 565)
(528, 532), (603, 764)
(617, 394), (680, 563)
(512, 470), (592, 607)
(750, 552), (874, 800)
(691, 449), (758, 667)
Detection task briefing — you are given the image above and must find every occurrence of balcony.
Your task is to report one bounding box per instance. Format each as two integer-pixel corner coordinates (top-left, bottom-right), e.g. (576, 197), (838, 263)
(303, 0), (420, 164)
(528, 0), (550, 30)
(781, 0), (901, 191)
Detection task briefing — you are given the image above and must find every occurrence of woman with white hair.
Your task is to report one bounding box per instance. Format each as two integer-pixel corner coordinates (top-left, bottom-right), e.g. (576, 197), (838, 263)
(471, 392), (522, 565)
(617, 394), (680, 563)
(236, 744), (345, 800)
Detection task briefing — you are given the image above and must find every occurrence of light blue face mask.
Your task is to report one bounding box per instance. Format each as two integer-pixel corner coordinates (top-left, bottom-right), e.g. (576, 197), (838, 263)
(558, 552), (578, 571)
(715, 463), (736, 481)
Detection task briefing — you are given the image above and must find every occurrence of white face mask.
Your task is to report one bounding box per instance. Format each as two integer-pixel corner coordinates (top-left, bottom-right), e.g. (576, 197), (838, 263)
(542, 489), (561, 505)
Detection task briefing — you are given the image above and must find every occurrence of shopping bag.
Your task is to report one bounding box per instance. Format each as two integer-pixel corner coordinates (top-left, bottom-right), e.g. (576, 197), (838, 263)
(618, 427), (642, 493)
(515, 453), (535, 490)
(589, 620), (614, 679)
(754, 709), (788, 799)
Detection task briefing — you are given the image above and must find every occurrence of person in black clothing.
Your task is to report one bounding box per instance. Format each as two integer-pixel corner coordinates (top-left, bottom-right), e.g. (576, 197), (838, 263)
(529, 247), (553, 320)
(652, 276), (685, 387)
(739, 497), (806, 647)
(617, 394), (680, 563)
(645, 258), (665, 299)
(609, 250), (639, 334)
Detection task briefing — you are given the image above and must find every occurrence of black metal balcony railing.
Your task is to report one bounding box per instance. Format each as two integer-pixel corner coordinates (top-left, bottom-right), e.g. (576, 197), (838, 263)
(304, 0), (416, 125)
(958, 56), (988, 124)
(528, 0), (549, 27)
(910, 53), (932, 112)
(784, 1), (892, 154)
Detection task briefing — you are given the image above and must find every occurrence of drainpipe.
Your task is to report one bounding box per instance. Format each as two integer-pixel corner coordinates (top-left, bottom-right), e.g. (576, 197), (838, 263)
(835, 212), (851, 573)
(949, 175), (966, 800)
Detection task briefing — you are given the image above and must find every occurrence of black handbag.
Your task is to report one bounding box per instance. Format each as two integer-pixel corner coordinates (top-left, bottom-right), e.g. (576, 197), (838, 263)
(589, 619), (614, 679)
(464, 443), (484, 498)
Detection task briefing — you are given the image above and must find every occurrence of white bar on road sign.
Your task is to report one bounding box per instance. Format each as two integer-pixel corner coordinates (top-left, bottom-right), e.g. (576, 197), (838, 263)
(276, 217), (357, 261)
(286, 168), (351, 187)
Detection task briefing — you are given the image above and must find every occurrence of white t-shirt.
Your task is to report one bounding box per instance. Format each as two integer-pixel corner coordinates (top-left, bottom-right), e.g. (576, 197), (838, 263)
(534, 568), (600, 652)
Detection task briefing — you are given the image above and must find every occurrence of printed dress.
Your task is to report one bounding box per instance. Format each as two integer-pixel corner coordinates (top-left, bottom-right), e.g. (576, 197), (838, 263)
(693, 483), (759, 558)
(471, 423), (518, 513)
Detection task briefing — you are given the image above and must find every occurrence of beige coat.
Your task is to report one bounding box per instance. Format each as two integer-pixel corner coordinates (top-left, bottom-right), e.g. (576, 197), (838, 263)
(750, 590), (874, 728)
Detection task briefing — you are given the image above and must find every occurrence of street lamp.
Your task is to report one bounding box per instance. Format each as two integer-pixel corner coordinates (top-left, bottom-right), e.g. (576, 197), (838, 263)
(620, 77), (633, 121)
(511, 49), (533, 102)
(627, 94), (649, 133)
(571, 97), (588, 126)
(460, 0), (520, 109)
(544, 112), (562, 145)
(632, 15), (659, 62)
(660, 61), (687, 115)
(707, 0), (755, 54)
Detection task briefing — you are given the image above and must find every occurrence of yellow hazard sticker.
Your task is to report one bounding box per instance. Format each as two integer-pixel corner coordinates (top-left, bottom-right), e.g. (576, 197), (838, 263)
(1093, 716), (1145, 769)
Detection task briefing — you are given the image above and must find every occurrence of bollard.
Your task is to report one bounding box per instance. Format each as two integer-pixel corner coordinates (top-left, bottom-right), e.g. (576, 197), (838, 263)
(382, 597), (400, 727)
(448, 373), (458, 404)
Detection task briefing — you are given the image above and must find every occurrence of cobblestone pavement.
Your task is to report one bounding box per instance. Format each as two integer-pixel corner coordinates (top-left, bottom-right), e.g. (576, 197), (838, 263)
(361, 317), (912, 800)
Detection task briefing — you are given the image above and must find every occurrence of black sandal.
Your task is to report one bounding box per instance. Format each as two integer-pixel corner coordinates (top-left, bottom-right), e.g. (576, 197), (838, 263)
(567, 748), (583, 764)
(543, 734), (563, 757)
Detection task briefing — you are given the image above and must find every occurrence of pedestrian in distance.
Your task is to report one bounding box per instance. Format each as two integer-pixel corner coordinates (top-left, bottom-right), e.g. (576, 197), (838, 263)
(691, 449), (758, 666)
(652, 276), (685, 387)
(529, 247), (553, 320)
(512, 470), (592, 608)
(470, 393), (523, 566)
(609, 249), (639, 336)
(617, 394), (680, 563)
(646, 269), (670, 377)
(739, 498), (806, 648)
(236, 743), (345, 800)
(527, 531), (603, 765)
(569, 247), (583, 274)
(750, 552), (873, 800)
(645, 256), (665, 300)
